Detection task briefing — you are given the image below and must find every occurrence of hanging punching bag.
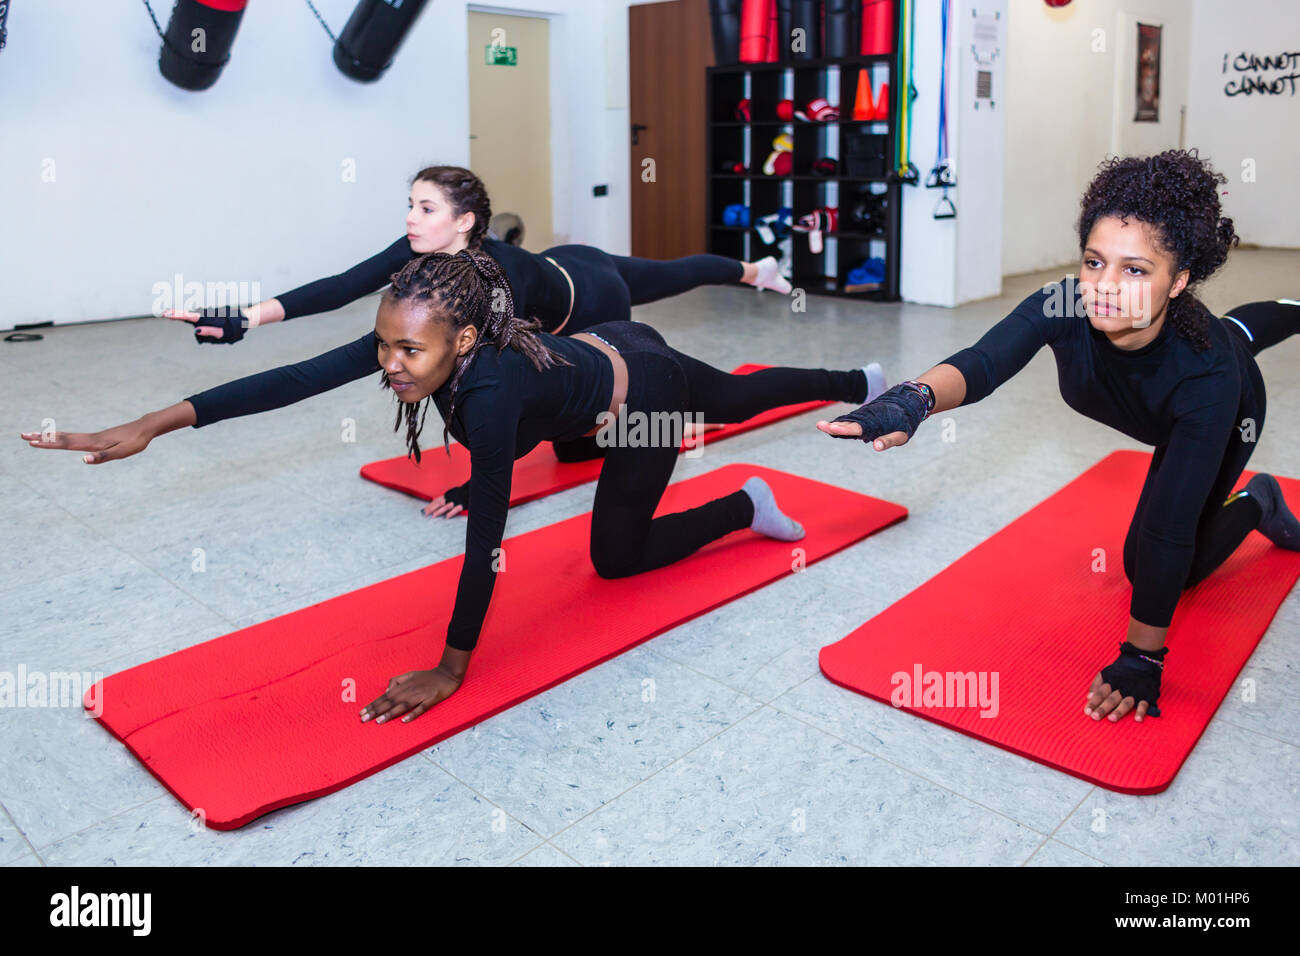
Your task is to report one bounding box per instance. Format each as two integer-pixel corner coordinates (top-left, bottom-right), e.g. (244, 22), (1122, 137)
(790, 0), (819, 60)
(158, 0), (248, 92)
(861, 0), (893, 55)
(775, 0), (793, 62)
(764, 0), (779, 62)
(824, 0), (857, 59)
(738, 0), (770, 63)
(333, 0), (432, 82)
(709, 0), (743, 65)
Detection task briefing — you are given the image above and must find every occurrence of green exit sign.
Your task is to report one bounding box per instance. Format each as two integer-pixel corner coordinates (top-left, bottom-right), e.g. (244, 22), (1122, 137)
(486, 45), (517, 66)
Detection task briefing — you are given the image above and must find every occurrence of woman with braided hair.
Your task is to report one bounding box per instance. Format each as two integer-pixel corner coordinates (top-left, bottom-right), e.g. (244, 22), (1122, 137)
(164, 163), (797, 517)
(817, 149), (1300, 725)
(23, 248), (882, 724)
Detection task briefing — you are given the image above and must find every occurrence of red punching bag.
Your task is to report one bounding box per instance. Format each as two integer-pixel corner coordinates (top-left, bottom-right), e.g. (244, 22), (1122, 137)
(158, 0), (249, 91)
(739, 0), (771, 62)
(765, 0), (780, 62)
(861, 0), (893, 56)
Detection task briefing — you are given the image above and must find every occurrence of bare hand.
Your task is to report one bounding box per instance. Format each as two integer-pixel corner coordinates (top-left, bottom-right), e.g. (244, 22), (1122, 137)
(1084, 672), (1152, 723)
(360, 668), (462, 724)
(21, 420), (155, 464)
(815, 420), (910, 451)
(422, 493), (466, 519)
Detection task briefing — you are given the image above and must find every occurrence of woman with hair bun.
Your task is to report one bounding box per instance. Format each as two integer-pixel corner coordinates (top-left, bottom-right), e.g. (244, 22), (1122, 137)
(817, 149), (1299, 724)
(164, 164), (805, 518)
(167, 164), (791, 344)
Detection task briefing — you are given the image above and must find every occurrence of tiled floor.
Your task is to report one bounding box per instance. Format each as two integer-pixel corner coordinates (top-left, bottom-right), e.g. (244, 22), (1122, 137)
(1, 251), (1296, 866)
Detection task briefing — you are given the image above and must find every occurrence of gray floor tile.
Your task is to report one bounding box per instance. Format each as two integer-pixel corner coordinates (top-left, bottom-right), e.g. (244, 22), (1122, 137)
(40, 757), (540, 866)
(428, 646), (763, 838)
(1053, 719), (1299, 866)
(509, 842), (581, 867)
(771, 674), (1094, 835)
(1024, 838), (1106, 867)
(550, 706), (1044, 865)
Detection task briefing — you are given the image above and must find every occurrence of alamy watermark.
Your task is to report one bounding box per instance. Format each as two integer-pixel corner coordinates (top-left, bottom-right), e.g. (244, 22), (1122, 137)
(891, 663), (999, 718)
(0, 666), (105, 717)
(594, 404), (706, 458)
(1044, 274), (1154, 327)
(150, 273), (261, 316)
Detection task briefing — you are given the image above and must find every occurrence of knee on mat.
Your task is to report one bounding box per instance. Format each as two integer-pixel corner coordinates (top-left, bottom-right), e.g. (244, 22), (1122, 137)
(590, 549), (639, 580)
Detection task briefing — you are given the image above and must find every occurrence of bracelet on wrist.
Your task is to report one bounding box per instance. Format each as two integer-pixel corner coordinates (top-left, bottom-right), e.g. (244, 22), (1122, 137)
(901, 381), (936, 419)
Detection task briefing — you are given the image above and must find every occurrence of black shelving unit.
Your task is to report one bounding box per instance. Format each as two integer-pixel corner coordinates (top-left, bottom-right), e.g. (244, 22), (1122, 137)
(706, 51), (902, 302)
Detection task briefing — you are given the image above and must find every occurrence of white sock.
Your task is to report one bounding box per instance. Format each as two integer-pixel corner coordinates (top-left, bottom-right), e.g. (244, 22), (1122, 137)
(742, 476), (805, 541)
(862, 362), (887, 403)
(751, 257), (792, 295)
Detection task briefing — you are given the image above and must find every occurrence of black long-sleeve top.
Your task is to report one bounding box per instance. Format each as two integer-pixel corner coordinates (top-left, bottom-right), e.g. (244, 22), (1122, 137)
(941, 280), (1254, 627)
(275, 236), (572, 330)
(186, 326), (616, 652)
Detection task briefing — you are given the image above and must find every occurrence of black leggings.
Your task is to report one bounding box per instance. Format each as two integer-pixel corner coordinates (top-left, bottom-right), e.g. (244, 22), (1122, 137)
(542, 244), (744, 333)
(556, 320), (869, 463)
(585, 321), (867, 578)
(1123, 300), (1297, 590)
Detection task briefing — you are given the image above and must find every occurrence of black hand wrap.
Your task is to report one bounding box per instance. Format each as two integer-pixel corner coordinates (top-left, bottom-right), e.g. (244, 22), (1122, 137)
(828, 383), (929, 443)
(1099, 641), (1168, 717)
(194, 307), (248, 345)
(442, 483), (469, 509)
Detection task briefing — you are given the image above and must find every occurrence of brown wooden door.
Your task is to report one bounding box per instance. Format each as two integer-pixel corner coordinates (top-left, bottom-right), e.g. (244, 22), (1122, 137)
(628, 0), (713, 259)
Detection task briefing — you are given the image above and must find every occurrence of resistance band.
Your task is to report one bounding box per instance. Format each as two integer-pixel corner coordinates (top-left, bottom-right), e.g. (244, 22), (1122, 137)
(893, 0), (919, 184)
(927, 0), (956, 218)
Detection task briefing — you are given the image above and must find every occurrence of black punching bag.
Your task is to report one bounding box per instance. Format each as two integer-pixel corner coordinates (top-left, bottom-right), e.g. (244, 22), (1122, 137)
(333, 0), (431, 82)
(709, 0), (742, 66)
(158, 0), (248, 91)
(823, 0), (858, 59)
(790, 0), (819, 60)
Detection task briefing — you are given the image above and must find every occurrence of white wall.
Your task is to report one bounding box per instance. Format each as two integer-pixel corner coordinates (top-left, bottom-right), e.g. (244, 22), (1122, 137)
(1185, 0), (1300, 249)
(899, 0), (1007, 307)
(0, 0), (635, 329)
(1000, 0), (1191, 276)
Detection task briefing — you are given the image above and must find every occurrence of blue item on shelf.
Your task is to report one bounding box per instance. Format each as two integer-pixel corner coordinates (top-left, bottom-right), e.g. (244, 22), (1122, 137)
(847, 257), (886, 286)
(722, 204), (751, 227)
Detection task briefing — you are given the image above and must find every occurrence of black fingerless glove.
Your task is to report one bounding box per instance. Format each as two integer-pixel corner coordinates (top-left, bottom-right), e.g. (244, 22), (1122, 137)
(194, 307), (249, 345)
(443, 483), (469, 509)
(828, 382), (931, 443)
(1099, 641), (1168, 717)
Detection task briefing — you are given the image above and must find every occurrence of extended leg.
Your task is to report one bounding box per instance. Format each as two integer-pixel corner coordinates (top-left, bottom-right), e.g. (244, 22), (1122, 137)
(1221, 300), (1300, 357)
(609, 254), (744, 305)
(667, 345), (869, 422)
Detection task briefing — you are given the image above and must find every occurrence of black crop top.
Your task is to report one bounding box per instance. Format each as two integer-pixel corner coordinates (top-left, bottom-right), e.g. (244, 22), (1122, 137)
(274, 236), (572, 331)
(941, 280), (1256, 628)
(185, 326), (616, 652)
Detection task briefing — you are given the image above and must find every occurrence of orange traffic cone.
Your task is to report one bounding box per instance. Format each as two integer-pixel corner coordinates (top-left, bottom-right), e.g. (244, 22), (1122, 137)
(873, 80), (890, 121)
(853, 69), (874, 121)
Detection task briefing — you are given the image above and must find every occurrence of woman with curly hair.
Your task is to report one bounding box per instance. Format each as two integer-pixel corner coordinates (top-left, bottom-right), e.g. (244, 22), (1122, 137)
(816, 149), (1299, 724)
(23, 250), (879, 723)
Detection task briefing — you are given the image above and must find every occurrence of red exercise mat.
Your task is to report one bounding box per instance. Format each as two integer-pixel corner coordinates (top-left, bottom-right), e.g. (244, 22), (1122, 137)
(819, 450), (1300, 795)
(86, 464), (906, 829)
(359, 364), (837, 505)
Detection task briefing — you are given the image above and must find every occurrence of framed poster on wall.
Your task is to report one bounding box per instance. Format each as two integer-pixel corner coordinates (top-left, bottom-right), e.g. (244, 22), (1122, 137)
(1135, 23), (1161, 122)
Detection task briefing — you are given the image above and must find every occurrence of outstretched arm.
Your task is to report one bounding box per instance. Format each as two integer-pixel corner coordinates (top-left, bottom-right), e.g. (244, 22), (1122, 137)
(818, 284), (1067, 449)
(23, 333), (382, 462)
(22, 401), (197, 464)
(167, 236), (413, 343)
